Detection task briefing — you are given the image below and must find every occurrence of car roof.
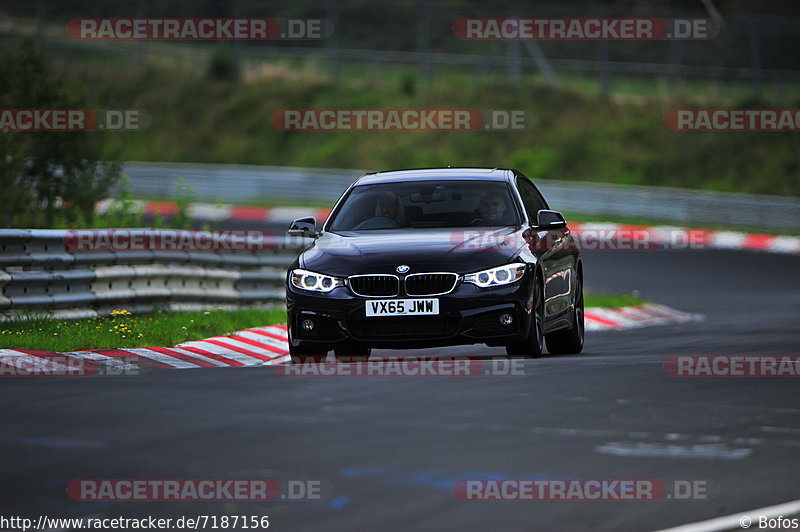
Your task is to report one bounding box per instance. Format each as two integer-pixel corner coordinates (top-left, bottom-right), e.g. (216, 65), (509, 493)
(354, 167), (515, 186)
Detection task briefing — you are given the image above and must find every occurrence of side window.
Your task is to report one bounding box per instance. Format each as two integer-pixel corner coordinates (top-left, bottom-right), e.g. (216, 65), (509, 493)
(516, 178), (547, 223)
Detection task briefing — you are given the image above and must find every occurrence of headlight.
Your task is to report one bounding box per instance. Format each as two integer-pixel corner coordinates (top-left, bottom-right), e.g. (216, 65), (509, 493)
(290, 269), (343, 293)
(464, 263), (526, 288)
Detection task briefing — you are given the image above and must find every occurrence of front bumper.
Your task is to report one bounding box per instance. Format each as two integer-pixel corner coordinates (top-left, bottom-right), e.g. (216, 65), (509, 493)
(286, 276), (534, 350)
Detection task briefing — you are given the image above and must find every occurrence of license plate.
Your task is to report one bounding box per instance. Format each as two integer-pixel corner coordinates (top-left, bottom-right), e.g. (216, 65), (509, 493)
(365, 299), (439, 317)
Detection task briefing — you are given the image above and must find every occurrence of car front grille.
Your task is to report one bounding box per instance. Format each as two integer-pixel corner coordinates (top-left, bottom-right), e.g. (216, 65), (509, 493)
(404, 273), (459, 296)
(347, 275), (399, 297)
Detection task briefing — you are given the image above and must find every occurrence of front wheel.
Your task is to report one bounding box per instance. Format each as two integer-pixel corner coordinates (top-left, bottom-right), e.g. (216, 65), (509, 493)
(505, 274), (544, 358)
(545, 276), (584, 355)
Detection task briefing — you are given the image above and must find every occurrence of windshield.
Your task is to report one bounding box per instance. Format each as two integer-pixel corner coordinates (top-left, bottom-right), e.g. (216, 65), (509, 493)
(328, 180), (520, 231)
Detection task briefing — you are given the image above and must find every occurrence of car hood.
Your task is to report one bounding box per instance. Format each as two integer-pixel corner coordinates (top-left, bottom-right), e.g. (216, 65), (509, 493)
(300, 227), (526, 276)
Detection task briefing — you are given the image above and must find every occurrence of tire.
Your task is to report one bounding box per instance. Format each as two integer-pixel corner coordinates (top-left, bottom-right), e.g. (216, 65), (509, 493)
(505, 273), (545, 358)
(289, 343), (328, 364)
(545, 275), (585, 355)
(334, 343), (372, 363)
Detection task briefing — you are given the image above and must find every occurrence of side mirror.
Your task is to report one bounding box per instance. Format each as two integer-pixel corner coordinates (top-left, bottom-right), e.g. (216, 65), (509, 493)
(288, 217), (318, 238)
(535, 210), (567, 229)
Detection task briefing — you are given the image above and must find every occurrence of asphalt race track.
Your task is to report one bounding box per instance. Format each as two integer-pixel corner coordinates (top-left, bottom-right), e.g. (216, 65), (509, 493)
(1, 249), (799, 531)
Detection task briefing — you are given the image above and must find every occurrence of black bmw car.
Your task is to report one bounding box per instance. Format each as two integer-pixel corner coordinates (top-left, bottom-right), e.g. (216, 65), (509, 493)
(286, 167), (583, 362)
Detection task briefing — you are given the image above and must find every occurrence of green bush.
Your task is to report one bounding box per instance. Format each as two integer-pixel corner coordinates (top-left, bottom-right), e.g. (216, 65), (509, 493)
(67, 65), (800, 197)
(0, 41), (121, 228)
(207, 44), (239, 82)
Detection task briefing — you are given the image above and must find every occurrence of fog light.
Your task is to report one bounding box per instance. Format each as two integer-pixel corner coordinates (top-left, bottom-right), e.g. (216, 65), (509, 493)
(301, 319), (316, 332)
(498, 313), (514, 326)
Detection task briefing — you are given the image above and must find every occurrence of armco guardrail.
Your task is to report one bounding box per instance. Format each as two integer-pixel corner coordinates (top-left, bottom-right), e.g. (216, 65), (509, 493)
(0, 229), (307, 321)
(535, 180), (800, 232)
(121, 162), (362, 204)
(120, 162), (800, 231)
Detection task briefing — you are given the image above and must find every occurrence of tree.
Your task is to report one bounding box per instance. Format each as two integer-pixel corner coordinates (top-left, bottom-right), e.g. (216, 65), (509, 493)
(0, 40), (121, 227)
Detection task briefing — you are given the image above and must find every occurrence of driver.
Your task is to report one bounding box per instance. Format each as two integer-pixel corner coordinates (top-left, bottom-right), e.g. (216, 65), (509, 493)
(374, 191), (399, 220)
(477, 192), (507, 224)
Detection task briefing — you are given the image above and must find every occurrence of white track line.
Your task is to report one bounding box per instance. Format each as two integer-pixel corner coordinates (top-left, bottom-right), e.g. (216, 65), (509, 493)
(654, 497), (800, 531)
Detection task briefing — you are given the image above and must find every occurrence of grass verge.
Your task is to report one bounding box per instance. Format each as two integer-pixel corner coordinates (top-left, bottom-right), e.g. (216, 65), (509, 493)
(584, 293), (646, 308)
(69, 66), (800, 197)
(0, 308), (287, 352)
(0, 294), (645, 352)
